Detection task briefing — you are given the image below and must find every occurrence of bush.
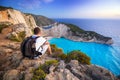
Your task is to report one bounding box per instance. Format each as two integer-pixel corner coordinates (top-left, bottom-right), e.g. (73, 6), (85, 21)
(0, 25), (6, 33)
(64, 23), (84, 34)
(66, 50), (91, 65)
(50, 44), (67, 60)
(52, 53), (67, 60)
(39, 60), (58, 73)
(18, 31), (26, 41)
(0, 6), (13, 11)
(32, 60), (58, 80)
(32, 69), (46, 80)
(0, 22), (13, 33)
(9, 31), (26, 42)
(50, 44), (91, 64)
(51, 44), (64, 54)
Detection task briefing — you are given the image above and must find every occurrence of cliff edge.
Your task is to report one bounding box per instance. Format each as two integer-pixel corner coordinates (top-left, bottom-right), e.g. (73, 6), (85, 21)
(0, 42), (119, 80)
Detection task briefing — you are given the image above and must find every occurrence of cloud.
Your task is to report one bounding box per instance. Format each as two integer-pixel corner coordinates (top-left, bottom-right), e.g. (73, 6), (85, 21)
(43, 0), (54, 3)
(18, 0), (54, 10)
(18, 0), (41, 9)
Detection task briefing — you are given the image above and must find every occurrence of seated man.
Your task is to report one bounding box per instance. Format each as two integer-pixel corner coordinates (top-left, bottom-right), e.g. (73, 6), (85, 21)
(21, 27), (52, 59)
(32, 27), (52, 59)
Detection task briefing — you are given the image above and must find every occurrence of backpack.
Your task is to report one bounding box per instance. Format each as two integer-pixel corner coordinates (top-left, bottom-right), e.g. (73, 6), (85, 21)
(20, 36), (42, 59)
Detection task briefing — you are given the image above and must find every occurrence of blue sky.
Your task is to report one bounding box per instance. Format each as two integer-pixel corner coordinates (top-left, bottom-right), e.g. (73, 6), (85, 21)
(0, 0), (120, 18)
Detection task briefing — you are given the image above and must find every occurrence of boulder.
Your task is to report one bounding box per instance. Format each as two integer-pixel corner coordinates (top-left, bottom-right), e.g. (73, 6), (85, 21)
(3, 69), (20, 80)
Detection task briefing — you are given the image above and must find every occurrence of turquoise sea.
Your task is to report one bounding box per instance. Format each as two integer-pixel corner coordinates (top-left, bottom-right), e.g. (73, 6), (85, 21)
(50, 19), (120, 75)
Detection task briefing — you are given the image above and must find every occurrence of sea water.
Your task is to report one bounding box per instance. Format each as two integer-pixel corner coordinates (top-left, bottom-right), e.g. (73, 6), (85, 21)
(49, 19), (120, 75)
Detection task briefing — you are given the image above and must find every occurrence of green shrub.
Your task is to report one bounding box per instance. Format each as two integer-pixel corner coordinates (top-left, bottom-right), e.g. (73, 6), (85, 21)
(50, 44), (67, 60)
(18, 31), (26, 41)
(32, 60), (58, 80)
(66, 50), (91, 65)
(0, 6), (13, 11)
(39, 60), (58, 73)
(0, 25), (6, 33)
(9, 34), (20, 42)
(32, 69), (46, 80)
(9, 31), (26, 42)
(51, 44), (64, 54)
(52, 53), (67, 60)
(50, 44), (91, 64)
(0, 22), (13, 33)
(64, 23), (84, 34)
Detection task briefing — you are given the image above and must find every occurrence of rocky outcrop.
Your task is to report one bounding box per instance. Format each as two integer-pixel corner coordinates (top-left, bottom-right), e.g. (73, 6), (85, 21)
(7, 23), (32, 41)
(43, 23), (69, 38)
(0, 42), (118, 80)
(0, 6), (54, 40)
(43, 23), (113, 44)
(46, 60), (118, 80)
(29, 14), (55, 26)
(1, 38), (120, 80)
(0, 7), (37, 39)
(0, 29), (115, 79)
(0, 6), (37, 28)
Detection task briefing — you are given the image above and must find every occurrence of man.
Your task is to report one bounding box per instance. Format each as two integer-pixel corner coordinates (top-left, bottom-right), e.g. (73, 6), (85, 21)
(21, 27), (52, 59)
(32, 27), (52, 59)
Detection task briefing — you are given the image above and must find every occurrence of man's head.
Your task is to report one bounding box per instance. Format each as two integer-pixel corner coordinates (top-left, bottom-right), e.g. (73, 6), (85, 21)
(33, 27), (41, 35)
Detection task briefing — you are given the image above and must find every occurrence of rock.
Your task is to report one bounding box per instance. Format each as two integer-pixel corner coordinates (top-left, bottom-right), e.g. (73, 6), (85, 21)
(0, 8), (37, 28)
(58, 60), (66, 69)
(45, 61), (79, 80)
(4, 49), (13, 53)
(69, 60), (79, 66)
(7, 23), (33, 39)
(3, 69), (20, 80)
(30, 14), (55, 26)
(106, 38), (114, 44)
(24, 67), (34, 80)
(43, 23), (69, 38)
(5, 43), (20, 50)
(0, 47), (12, 55)
(49, 65), (56, 73)
(3, 51), (23, 70)
(0, 44), (119, 80)
(43, 23), (113, 45)
(46, 60), (118, 80)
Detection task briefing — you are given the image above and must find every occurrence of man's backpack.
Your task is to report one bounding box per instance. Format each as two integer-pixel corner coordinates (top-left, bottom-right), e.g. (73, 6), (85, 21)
(20, 36), (42, 59)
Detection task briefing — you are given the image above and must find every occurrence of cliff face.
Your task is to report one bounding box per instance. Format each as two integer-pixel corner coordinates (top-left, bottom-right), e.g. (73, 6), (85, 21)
(0, 9), (36, 28)
(0, 8), (36, 37)
(0, 6), (54, 39)
(43, 23), (113, 44)
(30, 14), (55, 26)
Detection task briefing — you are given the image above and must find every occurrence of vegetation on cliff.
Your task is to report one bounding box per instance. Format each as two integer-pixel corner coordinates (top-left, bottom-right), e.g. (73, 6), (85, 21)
(65, 23), (112, 42)
(0, 6), (13, 11)
(65, 23), (84, 33)
(51, 44), (91, 64)
(32, 60), (58, 80)
(31, 44), (91, 80)
(25, 13), (55, 26)
(9, 31), (26, 42)
(0, 22), (13, 33)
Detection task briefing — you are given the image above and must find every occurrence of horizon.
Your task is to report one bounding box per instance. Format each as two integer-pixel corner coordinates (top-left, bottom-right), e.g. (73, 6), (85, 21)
(0, 0), (120, 19)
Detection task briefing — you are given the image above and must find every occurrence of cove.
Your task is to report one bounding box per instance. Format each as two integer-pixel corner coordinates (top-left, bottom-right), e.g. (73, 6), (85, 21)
(49, 38), (120, 75)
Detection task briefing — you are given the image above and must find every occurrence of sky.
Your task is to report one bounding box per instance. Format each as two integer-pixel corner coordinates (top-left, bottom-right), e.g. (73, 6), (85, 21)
(0, 0), (120, 18)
